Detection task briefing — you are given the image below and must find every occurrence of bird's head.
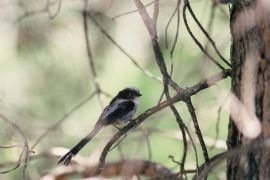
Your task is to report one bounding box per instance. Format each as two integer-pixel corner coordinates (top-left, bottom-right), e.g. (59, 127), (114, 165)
(118, 87), (142, 100)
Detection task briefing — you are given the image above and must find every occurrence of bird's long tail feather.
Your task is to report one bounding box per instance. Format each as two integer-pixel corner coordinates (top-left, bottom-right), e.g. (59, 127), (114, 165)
(57, 124), (103, 165)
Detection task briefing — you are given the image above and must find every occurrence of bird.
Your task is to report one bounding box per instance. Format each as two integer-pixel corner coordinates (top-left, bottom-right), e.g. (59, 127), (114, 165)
(57, 87), (142, 165)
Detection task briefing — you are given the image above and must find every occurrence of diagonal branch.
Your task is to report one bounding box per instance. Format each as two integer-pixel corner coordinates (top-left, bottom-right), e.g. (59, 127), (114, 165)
(0, 114), (29, 179)
(133, 0), (157, 39)
(186, 98), (209, 162)
(31, 91), (97, 149)
(183, 3), (225, 70)
(94, 69), (230, 175)
(87, 12), (162, 82)
(184, 0), (231, 67)
(112, 0), (156, 20)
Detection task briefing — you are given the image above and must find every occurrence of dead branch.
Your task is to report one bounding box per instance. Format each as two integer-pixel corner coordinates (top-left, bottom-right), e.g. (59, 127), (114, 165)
(186, 98), (209, 162)
(0, 113), (29, 179)
(183, 2), (226, 70)
(18, 0), (62, 21)
(46, 0), (63, 19)
(133, 0), (157, 39)
(184, 0), (231, 67)
(31, 91), (97, 150)
(112, 0), (156, 20)
(170, 0), (182, 58)
(87, 12), (162, 83)
(94, 69), (231, 175)
(83, 3), (105, 108)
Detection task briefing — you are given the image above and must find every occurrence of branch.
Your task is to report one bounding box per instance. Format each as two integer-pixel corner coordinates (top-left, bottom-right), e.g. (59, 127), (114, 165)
(31, 91), (97, 149)
(94, 69), (231, 175)
(18, 0), (62, 21)
(170, 0), (181, 58)
(184, 0), (231, 67)
(87, 12), (162, 82)
(183, 2), (225, 70)
(186, 98), (209, 162)
(46, 0), (63, 19)
(132, 3), (192, 176)
(133, 0), (157, 39)
(83, 4), (106, 108)
(0, 114), (29, 179)
(112, 0), (156, 20)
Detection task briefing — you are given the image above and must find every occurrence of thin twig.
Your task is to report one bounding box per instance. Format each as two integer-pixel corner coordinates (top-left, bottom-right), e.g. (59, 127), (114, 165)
(205, 2), (217, 52)
(0, 149), (24, 174)
(109, 134), (128, 152)
(31, 91), (97, 149)
(142, 128), (152, 161)
(170, 0), (181, 58)
(184, 0), (231, 67)
(18, 0), (60, 21)
(211, 92), (229, 149)
(87, 12), (162, 83)
(152, 0), (159, 33)
(116, 144), (125, 161)
(183, 3), (225, 70)
(165, 2), (178, 49)
(112, 0), (156, 20)
(133, 0), (157, 39)
(46, 0), (63, 19)
(168, 155), (181, 165)
(211, 105), (222, 149)
(0, 145), (21, 149)
(83, 2), (104, 108)
(0, 114), (29, 179)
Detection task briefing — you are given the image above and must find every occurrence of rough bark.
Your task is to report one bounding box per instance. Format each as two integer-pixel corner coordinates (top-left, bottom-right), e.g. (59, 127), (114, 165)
(227, 0), (270, 179)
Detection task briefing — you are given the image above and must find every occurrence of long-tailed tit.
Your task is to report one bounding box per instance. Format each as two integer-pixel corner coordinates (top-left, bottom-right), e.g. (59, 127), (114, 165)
(57, 87), (142, 165)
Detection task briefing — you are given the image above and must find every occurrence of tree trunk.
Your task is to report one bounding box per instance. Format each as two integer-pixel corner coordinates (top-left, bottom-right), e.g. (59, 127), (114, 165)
(227, 0), (270, 179)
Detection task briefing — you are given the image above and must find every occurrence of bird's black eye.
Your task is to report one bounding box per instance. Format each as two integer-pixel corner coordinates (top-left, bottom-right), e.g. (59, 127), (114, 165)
(129, 92), (134, 97)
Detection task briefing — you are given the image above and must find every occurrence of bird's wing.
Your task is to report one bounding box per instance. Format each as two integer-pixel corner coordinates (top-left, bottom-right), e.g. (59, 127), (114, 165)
(98, 100), (135, 125)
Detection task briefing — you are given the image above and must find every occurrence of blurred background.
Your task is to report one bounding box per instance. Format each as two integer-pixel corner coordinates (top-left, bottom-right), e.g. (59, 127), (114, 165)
(0, 0), (231, 179)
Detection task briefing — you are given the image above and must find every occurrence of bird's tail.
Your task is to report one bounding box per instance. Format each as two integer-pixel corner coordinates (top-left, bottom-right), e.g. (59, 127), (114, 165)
(57, 124), (103, 165)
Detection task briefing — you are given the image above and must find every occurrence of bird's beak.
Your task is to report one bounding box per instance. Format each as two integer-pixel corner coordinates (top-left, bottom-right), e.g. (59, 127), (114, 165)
(137, 92), (142, 97)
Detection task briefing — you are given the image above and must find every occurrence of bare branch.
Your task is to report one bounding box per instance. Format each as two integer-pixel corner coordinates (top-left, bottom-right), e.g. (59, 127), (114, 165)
(133, 0), (157, 39)
(141, 128), (152, 161)
(186, 98), (209, 162)
(152, 0), (159, 31)
(87, 12), (162, 82)
(94, 69), (230, 175)
(18, 0), (61, 21)
(83, 4), (104, 108)
(0, 114), (29, 179)
(184, 0), (231, 67)
(170, 0), (181, 58)
(31, 91), (97, 149)
(46, 0), (63, 19)
(183, 3), (226, 70)
(0, 149), (24, 174)
(211, 105), (222, 149)
(0, 145), (21, 149)
(165, 2), (178, 49)
(112, 0), (156, 20)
